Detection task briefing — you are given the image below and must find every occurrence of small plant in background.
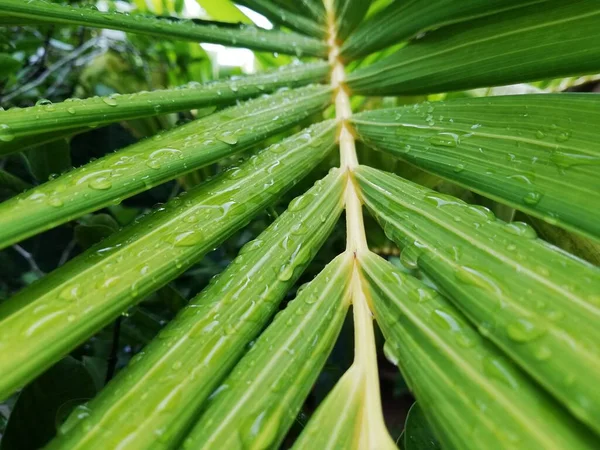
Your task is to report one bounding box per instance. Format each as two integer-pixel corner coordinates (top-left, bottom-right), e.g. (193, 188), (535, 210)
(0, 0), (599, 448)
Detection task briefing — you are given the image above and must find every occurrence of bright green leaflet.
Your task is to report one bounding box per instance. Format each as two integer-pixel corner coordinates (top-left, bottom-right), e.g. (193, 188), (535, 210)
(360, 252), (597, 449)
(0, 121), (336, 401)
(0, 0), (327, 57)
(351, 94), (600, 241)
(0, 62), (329, 149)
(346, 1), (600, 95)
(0, 85), (332, 250)
(341, 0), (542, 60)
(182, 253), (353, 449)
(292, 367), (363, 449)
(355, 165), (600, 433)
(47, 169), (346, 450)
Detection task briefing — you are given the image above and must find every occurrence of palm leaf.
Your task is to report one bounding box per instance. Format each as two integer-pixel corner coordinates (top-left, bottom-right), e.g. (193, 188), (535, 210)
(0, 86), (332, 249)
(0, 62), (329, 151)
(351, 94), (600, 240)
(347, 1), (600, 95)
(0, 0), (327, 56)
(355, 165), (600, 433)
(0, 122), (336, 400)
(341, 0), (540, 60)
(46, 169), (346, 449)
(360, 251), (597, 449)
(182, 253), (353, 449)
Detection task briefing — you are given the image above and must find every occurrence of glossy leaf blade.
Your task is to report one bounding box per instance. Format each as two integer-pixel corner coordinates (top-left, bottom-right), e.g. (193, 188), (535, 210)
(47, 169), (346, 450)
(0, 0), (328, 57)
(0, 121), (337, 401)
(351, 94), (600, 240)
(236, 0), (326, 37)
(355, 166), (600, 433)
(346, 1), (600, 95)
(360, 252), (597, 449)
(332, 0), (372, 41)
(292, 367), (364, 450)
(341, 0), (540, 60)
(183, 253), (353, 449)
(0, 85), (332, 250)
(0, 62), (330, 150)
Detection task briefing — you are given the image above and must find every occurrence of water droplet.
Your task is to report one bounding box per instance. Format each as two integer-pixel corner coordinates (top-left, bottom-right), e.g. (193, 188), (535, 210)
(0, 123), (15, 142)
(67, 107), (76, 115)
(454, 266), (503, 296)
(523, 191), (541, 205)
(89, 177), (113, 190)
(168, 230), (203, 247)
(216, 132), (238, 145)
(482, 356), (519, 388)
(504, 222), (536, 239)
(383, 342), (400, 366)
(400, 244), (420, 270)
(288, 194), (312, 211)
(102, 95), (118, 107)
(429, 132), (459, 147)
(48, 197), (64, 207)
(550, 151), (600, 168)
(239, 406), (281, 450)
(506, 317), (546, 342)
(277, 264), (294, 281)
(555, 131), (571, 142)
(535, 130), (545, 139)
(453, 163), (465, 173)
(59, 284), (81, 300)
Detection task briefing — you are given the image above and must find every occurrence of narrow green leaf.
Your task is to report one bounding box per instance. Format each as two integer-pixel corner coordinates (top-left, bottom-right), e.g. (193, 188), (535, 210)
(332, 0), (372, 41)
(355, 166), (600, 433)
(341, 0), (540, 60)
(0, 62), (329, 149)
(0, 0), (328, 57)
(292, 367), (364, 450)
(0, 129), (81, 158)
(403, 403), (440, 450)
(236, 0), (326, 37)
(46, 168), (345, 449)
(360, 252), (598, 449)
(0, 85), (332, 250)
(0, 170), (31, 194)
(0, 120), (337, 401)
(346, 1), (600, 95)
(182, 253), (353, 449)
(24, 139), (71, 183)
(0, 357), (96, 450)
(351, 94), (600, 240)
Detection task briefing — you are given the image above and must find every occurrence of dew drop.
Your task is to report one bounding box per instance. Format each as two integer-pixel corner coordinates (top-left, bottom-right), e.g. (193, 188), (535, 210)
(506, 317), (546, 342)
(216, 132), (238, 145)
(429, 132), (459, 147)
(102, 95), (118, 107)
(504, 222), (536, 239)
(168, 230), (203, 247)
(523, 191), (542, 205)
(89, 177), (113, 190)
(0, 123), (15, 142)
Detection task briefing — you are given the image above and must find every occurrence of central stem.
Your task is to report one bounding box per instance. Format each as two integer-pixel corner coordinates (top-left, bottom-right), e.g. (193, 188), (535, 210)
(325, 6), (394, 449)
(327, 16), (367, 254)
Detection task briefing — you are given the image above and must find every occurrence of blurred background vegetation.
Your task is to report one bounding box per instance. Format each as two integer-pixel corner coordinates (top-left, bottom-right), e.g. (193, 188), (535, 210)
(0, 1), (598, 448)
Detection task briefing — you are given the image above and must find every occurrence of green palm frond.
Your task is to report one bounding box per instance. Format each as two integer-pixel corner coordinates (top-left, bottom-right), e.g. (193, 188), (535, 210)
(1, 0), (599, 448)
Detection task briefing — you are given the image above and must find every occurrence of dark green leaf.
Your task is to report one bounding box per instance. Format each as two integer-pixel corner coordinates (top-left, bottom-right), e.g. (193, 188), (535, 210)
(0, 357), (95, 450)
(24, 139), (71, 183)
(347, 1), (600, 95)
